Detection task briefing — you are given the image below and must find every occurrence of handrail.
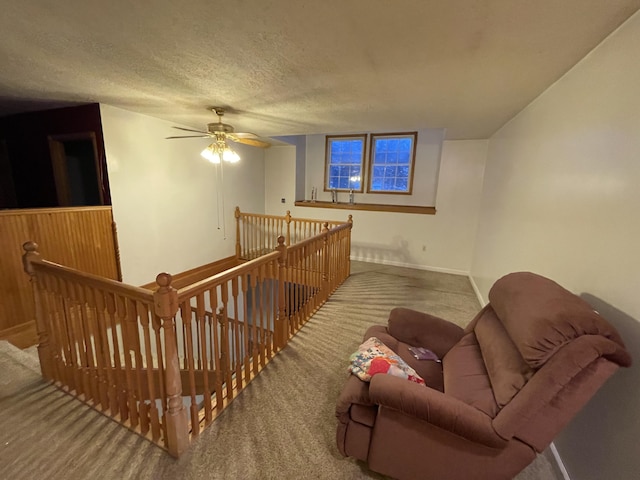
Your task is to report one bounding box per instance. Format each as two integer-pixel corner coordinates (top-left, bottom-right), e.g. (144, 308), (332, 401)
(177, 250), (280, 300)
(31, 257), (153, 301)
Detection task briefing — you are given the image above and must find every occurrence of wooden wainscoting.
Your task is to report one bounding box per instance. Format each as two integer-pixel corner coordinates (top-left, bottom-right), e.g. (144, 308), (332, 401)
(0, 206), (120, 347)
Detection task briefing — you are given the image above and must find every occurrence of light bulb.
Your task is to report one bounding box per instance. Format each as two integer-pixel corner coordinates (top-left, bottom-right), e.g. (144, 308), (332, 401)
(201, 145), (221, 164)
(223, 148), (240, 163)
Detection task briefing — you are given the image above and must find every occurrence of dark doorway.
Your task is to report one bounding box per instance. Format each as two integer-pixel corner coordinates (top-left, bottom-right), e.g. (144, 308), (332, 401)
(49, 132), (104, 206)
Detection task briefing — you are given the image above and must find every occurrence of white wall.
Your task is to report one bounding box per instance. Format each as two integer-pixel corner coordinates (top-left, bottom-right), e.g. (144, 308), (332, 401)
(266, 140), (487, 274)
(471, 11), (640, 480)
(100, 104), (265, 286)
(265, 145), (297, 214)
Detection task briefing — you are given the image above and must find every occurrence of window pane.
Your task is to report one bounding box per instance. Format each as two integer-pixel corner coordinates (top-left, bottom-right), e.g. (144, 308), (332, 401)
(326, 136), (365, 191)
(398, 138), (412, 151)
(383, 177), (395, 190)
(368, 133), (416, 193)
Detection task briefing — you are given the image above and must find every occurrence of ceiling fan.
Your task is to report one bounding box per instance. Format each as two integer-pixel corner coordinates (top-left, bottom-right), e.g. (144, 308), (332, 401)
(166, 107), (271, 149)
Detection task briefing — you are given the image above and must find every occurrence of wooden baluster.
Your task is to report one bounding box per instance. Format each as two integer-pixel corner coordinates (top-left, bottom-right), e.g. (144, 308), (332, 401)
(119, 296), (138, 427)
(153, 273), (188, 458)
(304, 243), (313, 322)
(61, 280), (82, 395)
(55, 280), (73, 385)
(258, 262), (274, 367)
(98, 290), (117, 409)
(105, 292), (127, 418)
(231, 277), (242, 389)
(48, 276), (65, 383)
(249, 269), (259, 373)
(112, 295), (130, 423)
(181, 318), (188, 370)
(140, 306), (161, 439)
(133, 301), (149, 434)
(94, 289), (119, 415)
(220, 289), (233, 400)
(151, 310), (168, 443)
(293, 249), (299, 332)
(83, 287), (108, 410)
(70, 282), (90, 399)
(195, 293), (212, 424)
(253, 216), (258, 258)
(322, 223), (330, 302)
(347, 215), (353, 278)
(209, 288), (224, 412)
(179, 300), (199, 436)
(77, 284), (98, 405)
(234, 207), (241, 259)
(241, 273), (251, 382)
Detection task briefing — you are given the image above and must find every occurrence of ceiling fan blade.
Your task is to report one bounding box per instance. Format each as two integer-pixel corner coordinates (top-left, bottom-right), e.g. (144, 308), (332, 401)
(165, 135), (211, 139)
(228, 133), (271, 148)
(172, 126), (209, 134)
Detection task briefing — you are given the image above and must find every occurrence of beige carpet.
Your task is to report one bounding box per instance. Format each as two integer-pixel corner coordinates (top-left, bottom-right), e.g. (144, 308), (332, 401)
(0, 262), (564, 479)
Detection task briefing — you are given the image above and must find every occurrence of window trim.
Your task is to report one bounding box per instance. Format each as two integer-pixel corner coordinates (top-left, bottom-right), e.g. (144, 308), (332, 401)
(324, 134), (367, 193)
(366, 132), (417, 195)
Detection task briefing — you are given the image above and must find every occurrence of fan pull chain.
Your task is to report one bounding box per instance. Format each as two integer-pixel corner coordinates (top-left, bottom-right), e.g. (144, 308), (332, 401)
(215, 162), (222, 230)
(220, 160), (227, 240)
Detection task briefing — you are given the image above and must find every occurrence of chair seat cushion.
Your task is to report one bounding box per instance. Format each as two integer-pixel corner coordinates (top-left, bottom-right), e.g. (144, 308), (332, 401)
(443, 332), (499, 417)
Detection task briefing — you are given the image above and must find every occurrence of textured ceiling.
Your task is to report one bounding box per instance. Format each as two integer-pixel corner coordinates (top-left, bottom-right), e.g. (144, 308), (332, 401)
(1, 1), (639, 139)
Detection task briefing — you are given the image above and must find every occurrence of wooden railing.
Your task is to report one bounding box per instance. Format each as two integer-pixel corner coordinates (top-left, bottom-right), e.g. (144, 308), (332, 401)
(234, 207), (345, 260)
(22, 211), (352, 457)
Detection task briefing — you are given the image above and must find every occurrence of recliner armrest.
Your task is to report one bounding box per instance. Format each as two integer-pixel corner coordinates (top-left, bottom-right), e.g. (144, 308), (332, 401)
(388, 307), (464, 357)
(369, 374), (507, 448)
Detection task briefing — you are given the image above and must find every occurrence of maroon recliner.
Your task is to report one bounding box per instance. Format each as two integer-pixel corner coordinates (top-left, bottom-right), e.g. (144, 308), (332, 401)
(336, 272), (631, 480)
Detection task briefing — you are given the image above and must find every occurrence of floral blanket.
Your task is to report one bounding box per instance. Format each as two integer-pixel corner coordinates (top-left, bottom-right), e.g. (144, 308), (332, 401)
(349, 337), (425, 385)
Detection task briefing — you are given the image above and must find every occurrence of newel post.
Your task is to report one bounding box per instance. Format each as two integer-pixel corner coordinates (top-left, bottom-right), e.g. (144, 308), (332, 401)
(22, 241), (54, 381)
(234, 206), (242, 259)
(321, 222), (330, 294)
(275, 236), (288, 350)
(154, 273), (189, 457)
(284, 210), (292, 246)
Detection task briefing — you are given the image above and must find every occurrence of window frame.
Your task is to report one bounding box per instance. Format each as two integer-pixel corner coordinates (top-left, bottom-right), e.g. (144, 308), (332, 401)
(366, 132), (417, 195)
(324, 134), (367, 193)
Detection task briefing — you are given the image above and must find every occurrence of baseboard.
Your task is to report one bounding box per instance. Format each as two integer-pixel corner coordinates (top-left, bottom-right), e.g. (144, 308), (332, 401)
(549, 443), (571, 480)
(350, 256), (468, 276)
(468, 274), (487, 306)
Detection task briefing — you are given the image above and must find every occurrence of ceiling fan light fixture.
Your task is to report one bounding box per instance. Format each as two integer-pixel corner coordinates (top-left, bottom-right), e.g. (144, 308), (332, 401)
(200, 142), (241, 164)
(201, 144), (221, 164)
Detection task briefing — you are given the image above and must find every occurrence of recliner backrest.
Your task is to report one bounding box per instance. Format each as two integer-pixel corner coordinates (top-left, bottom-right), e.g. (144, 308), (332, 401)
(482, 272), (631, 451)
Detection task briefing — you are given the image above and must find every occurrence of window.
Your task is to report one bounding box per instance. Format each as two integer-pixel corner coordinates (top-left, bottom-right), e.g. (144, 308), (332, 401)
(367, 132), (417, 194)
(325, 135), (366, 192)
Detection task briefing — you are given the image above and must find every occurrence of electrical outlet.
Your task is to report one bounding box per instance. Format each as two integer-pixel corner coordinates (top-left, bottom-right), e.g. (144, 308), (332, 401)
(281, 198), (286, 203)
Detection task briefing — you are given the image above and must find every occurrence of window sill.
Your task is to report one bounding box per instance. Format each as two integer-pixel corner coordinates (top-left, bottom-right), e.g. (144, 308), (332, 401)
(294, 200), (436, 215)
